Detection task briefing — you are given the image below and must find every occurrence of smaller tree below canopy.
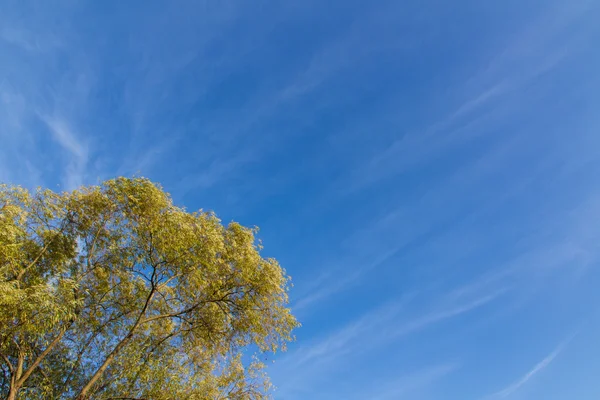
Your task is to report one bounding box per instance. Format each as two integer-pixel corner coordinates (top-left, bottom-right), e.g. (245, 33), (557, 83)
(0, 177), (298, 400)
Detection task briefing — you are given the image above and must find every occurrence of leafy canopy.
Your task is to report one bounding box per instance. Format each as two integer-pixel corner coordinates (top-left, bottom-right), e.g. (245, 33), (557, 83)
(0, 177), (298, 400)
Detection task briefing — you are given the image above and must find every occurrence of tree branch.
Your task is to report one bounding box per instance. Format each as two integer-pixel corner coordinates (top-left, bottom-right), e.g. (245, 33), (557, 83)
(58, 310), (130, 397)
(75, 266), (158, 400)
(15, 324), (69, 387)
(0, 353), (13, 374)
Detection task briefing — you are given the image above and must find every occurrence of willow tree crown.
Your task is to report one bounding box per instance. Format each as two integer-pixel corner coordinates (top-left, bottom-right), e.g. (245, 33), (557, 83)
(0, 177), (298, 400)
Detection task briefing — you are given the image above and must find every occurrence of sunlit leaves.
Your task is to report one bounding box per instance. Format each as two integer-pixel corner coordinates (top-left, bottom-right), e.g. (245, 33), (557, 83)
(0, 178), (298, 399)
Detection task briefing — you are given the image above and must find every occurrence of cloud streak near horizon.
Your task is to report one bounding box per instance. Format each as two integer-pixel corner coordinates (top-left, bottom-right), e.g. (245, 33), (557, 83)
(487, 333), (578, 399)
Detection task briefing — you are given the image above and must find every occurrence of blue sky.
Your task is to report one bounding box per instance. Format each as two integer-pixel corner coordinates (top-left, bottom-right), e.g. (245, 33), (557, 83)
(2, 0), (600, 398)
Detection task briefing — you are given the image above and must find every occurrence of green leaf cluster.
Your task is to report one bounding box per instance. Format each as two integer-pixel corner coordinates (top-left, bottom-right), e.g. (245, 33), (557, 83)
(0, 178), (298, 399)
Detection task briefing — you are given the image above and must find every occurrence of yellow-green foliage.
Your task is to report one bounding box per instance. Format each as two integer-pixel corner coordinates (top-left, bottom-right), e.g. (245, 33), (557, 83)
(0, 178), (298, 400)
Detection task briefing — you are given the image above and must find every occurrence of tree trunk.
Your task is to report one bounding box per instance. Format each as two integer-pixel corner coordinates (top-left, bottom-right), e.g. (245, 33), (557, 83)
(7, 351), (24, 400)
(7, 387), (18, 400)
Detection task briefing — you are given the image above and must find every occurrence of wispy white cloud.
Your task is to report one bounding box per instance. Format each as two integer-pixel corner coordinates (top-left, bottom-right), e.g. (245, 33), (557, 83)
(40, 115), (87, 161)
(1, 25), (62, 53)
(286, 282), (510, 365)
(278, 2), (412, 103)
(289, 296), (410, 369)
(285, 1), (600, 319)
(292, 247), (400, 311)
(343, 0), (594, 193)
(0, 84), (27, 131)
(369, 363), (459, 400)
(39, 114), (88, 190)
(391, 287), (509, 338)
(293, 17), (600, 313)
(175, 152), (256, 196)
(292, 135), (543, 311)
(277, 279), (507, 394)
(0, 5), (96, 190)
(486, 333), (577, 398)
(0, 81), (44, 187)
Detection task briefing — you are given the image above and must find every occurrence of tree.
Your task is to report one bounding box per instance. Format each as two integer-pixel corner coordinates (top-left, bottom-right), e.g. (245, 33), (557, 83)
(0, 177), (298, 400)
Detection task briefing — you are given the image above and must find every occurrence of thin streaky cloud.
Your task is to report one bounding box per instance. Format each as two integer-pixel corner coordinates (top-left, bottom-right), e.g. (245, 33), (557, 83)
(39, 114), (88, 190)
(40, 115), (87, 160)
(346, 0), (591, 194)
(487, 332), (578, 399)
(275, 284), (505, 397)
(292, 247), (399, 311)
(391, 287), (510, 338)
(290, 284), (507, 370)
(293, 134), (538, 312)
(369, 363), (460, 400)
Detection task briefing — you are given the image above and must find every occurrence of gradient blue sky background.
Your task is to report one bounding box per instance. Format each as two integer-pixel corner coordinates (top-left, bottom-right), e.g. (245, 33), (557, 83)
(2, 1), (600, 399)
